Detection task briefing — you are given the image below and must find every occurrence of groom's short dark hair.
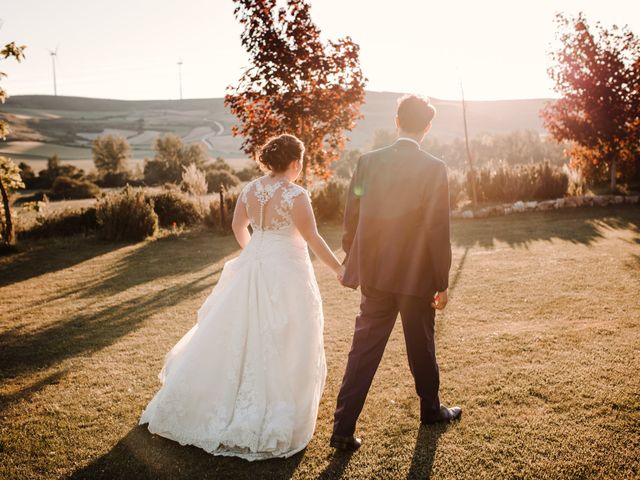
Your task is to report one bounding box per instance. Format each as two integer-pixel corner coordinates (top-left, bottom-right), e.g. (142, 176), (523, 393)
(397, 94), (436, 133)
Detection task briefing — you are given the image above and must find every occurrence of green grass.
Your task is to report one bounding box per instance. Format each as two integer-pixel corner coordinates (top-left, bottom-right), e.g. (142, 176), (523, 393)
(1, 206), (639, 479)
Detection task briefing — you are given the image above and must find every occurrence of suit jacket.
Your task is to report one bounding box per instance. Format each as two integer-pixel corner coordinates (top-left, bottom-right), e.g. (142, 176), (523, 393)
(341, 138), (452, 298)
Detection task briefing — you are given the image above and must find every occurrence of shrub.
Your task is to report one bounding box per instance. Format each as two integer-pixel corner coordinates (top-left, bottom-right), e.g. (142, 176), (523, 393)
(149, 189), (205, 227)
(468, 162), (569, 204)
(19, 207), (98, 240)
(533, 162), (569, 200)
(311, 179), (349, 222)
(235, 164), (261, 182)
(143, 158), (172, 186)
(206, 169), (240, 193)
(18, 162), (36, 185)
(96, 186), (158, 241)
(0, 156), (25, 248)
(181, 163), (208, 196)
(448, 170), (466, 210)
(563, 164), (586, 197)
(30, 155), (86, 189)
(50, 176), (101, 200)
(96, 170), (141, 188)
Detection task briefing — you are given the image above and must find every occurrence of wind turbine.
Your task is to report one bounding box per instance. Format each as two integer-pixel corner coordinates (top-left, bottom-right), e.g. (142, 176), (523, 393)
(177, 58), (183, 100)
(48, 45), (59, 96)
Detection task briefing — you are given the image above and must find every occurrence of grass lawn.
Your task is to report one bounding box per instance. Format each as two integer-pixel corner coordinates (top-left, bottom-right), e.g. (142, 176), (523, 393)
(0, 206), (639, 479)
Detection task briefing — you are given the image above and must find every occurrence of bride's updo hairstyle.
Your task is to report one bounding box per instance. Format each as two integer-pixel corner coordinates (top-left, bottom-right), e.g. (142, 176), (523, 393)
(259, 134), (305, 173)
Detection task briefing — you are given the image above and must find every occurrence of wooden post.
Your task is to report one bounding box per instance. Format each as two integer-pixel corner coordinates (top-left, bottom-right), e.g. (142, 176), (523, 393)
(219, 186), (226, 228)
(460, 80), (478, 207)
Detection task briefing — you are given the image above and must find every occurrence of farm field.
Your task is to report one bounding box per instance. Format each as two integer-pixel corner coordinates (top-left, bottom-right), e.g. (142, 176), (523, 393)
(1, 93), (549, 162)
(0, 206), (638, 479)
(0, 140), (251, 174)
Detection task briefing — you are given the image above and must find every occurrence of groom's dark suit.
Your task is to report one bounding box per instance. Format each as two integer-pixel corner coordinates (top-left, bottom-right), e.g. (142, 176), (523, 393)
(334, 138), (452, 435)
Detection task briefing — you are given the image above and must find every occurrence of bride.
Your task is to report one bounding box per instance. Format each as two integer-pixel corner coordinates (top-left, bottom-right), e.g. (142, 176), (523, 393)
(139, 133), (344, 460)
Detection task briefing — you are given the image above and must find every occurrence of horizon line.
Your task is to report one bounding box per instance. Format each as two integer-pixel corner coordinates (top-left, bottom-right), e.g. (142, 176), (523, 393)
(5, 91), (559, 104)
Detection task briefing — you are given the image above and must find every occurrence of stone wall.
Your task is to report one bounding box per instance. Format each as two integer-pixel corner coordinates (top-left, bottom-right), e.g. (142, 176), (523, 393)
(452, 195), (640, 220)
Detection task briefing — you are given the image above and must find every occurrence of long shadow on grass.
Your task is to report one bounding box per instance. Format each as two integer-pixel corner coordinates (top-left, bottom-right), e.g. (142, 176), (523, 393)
(452, 205), (640, 250)
(76, 230), (239, 299)
(316, 450), (354, 480)
(2, 228), (238, 323)
(0, 269), (214, 384)
(66, 424), (304, 480)
(0, 235), (120, 288)
(0, 368), (68, 413)
(406, 423), (449, 479)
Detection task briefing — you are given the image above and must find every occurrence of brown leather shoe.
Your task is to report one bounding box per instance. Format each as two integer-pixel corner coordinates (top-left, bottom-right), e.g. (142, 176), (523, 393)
(421, 404), (462, 425)
(330, 434), (362, 451)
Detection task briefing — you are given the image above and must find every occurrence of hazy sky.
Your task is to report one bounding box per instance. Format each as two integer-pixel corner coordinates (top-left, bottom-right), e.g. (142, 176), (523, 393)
(2, 0), (639, 101)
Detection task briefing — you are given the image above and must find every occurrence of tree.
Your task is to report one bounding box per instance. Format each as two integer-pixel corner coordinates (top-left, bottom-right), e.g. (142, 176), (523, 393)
(1, 41), (26, 249)
(225, 0), (366, 183)
(207, 157), (233, 173)
(1, 42), (26, 139)
(371, 129), (396, 150)
(205, 170), (239, 194)
(542, 13), (640, 191)
(92, 135), (131, 175)
(143, 134), (207, 185)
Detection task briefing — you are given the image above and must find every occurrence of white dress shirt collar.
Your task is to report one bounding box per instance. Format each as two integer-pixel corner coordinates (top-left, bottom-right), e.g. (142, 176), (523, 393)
(395, 137), (421, 148)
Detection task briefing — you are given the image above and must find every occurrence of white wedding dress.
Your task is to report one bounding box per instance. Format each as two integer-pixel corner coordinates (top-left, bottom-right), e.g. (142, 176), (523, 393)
(139, 177), (327, 460)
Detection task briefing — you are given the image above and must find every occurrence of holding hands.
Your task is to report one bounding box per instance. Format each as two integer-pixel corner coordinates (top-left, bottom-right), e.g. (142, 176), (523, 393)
(431, 289), (449, 310)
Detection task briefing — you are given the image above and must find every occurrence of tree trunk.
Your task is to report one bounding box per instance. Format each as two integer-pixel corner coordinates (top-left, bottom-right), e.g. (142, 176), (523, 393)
(0, 178), (14, 246)
(610, 157), (617, 193)
(299, 119), (309, 188)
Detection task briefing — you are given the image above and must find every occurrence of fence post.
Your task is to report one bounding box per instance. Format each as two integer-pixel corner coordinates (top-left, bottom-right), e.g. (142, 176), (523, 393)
(219, 186), (226, 228)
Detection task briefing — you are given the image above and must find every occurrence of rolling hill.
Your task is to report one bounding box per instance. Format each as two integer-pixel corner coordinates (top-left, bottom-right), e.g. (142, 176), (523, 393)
(0, 92), (552, 172)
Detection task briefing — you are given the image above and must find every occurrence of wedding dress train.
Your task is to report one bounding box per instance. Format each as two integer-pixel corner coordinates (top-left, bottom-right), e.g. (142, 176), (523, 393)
(139, 177), (327, 460)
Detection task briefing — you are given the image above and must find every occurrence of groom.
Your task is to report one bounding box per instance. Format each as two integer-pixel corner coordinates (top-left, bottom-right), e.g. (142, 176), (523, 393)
(331, 94), (461, 451)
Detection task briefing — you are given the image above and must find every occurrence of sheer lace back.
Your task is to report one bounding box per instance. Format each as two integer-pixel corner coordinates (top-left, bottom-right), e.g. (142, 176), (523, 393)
(240, 177), (308, 231)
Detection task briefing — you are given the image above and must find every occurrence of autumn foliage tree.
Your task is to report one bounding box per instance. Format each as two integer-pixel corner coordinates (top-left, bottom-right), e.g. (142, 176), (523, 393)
(225, 0), (366, 183)
(542, 13), (640, 191)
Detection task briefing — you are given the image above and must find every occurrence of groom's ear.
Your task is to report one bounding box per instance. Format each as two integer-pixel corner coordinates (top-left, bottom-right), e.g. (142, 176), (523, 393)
(423, 122), (432, 135)
(395, 115), (401, 130)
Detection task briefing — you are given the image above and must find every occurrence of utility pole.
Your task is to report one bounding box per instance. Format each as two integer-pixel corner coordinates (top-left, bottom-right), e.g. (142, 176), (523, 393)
(460, 80), (477, 207)
(177, 59), (183, 100)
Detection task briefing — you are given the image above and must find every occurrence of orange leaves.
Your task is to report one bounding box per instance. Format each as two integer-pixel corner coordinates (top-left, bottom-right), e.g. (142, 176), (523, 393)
(543, 13), (640, 188)
(225, 0), (366, 183)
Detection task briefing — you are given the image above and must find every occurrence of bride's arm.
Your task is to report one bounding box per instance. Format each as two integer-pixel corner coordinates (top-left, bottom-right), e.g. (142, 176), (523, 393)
(291, 193), (343, 277)
(232, 196), (251, 248)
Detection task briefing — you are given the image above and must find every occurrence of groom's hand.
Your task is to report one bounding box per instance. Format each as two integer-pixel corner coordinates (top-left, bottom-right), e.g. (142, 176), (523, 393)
(431, 289), (449, 310)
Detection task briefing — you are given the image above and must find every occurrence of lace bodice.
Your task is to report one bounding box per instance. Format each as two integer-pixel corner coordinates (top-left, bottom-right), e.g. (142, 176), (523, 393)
(239, 177), (309, 231)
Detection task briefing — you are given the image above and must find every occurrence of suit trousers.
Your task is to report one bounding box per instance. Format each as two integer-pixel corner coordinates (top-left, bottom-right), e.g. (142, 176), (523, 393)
(332, 285), (441, 436)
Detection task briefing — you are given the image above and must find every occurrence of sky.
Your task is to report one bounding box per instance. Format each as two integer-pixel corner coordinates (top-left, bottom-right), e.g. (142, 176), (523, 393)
(1, 0), (639, 101)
